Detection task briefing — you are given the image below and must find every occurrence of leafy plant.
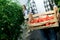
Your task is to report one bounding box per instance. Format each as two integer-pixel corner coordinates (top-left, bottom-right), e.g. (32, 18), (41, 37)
(0, 0), (24, 40)
(55, 0), (60, 12)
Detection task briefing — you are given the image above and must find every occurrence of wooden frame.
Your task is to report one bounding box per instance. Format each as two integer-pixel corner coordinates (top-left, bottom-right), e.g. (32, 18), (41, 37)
(27, 10), (59, 30)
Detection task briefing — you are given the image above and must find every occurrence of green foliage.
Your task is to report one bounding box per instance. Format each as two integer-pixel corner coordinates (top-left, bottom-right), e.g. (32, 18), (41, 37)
(55, 0), (60, 12)
(0, 0), (24, 40)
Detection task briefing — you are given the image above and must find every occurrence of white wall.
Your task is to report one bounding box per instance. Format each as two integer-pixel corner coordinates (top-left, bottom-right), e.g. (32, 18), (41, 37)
(12, 0), (28, 5)
(19, 0), (28, 5)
